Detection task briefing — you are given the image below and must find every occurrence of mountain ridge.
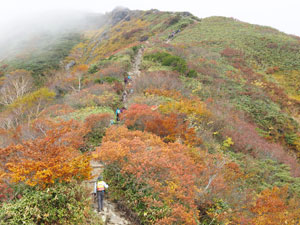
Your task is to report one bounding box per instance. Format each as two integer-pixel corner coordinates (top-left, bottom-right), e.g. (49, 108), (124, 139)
(0, 8), (300, 224)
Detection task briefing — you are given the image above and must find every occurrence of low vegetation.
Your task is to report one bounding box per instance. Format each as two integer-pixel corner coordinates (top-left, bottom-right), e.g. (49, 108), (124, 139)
(0, 8), (300, 225)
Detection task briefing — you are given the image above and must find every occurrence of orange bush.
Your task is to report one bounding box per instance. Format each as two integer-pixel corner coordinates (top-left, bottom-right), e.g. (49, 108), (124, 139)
(93, 126), (231, 224)
(93, 126), (202, 224)
(121, 104), (202, 146)
(1, 119), (92, 188)
(250, 186), (300, 225)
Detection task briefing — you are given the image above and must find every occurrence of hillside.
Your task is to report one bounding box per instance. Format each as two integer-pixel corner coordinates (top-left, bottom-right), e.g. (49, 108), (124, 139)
(1, 8), (300, 224)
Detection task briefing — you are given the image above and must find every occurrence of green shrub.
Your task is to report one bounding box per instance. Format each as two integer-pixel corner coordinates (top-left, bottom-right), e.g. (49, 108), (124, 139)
(168, 15), (181, 26)
(61, 106), (114, 121)
(229, 152), (300, 196)
(88, 64), (98, 74)
(285, 133), (299, 145)
(0, 182), (102, 225)
(187, 69), (198, 78)
(132, 45), (141, 54)
(103, 165), (169, 224)
(94, 76), (120, 84)
(180, 22), (189, 29)
(144, 52), (188, 74)
(233, 95), (298, 141)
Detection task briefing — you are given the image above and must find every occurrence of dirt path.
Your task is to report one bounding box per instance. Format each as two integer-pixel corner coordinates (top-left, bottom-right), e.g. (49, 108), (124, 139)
(85, 48), (144, 224)
(128, 47), (143, 78)
(87, 160), (131, 225)
(123, 47), (144, 106)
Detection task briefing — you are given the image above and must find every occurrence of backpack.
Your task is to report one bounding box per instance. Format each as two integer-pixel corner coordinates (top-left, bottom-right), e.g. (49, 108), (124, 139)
(97, 181), (105, 191)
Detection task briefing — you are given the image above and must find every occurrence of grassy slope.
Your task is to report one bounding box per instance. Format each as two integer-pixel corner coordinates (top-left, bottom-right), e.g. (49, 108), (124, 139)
(175, 16), (300, 70)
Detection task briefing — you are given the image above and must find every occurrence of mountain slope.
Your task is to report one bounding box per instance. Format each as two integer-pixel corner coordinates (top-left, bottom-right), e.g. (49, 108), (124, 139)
(0, 8), (300, 225)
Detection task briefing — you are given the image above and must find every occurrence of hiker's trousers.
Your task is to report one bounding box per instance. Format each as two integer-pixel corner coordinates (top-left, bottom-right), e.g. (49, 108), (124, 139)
(97, 191), (105, 211)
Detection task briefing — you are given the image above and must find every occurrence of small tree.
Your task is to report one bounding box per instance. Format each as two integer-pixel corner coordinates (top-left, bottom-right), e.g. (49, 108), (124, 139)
(73, 64), (88, 91)
(0, 70), (33, 106)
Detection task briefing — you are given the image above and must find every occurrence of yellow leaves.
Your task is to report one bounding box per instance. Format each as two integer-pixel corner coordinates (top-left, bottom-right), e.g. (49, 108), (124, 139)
(0, 169), (6, 183)
(145, 89), (183, 100)
(165, 180), (179, 198)
(67, 15), (149, 64)
(145, 88), (211, 123)
(8, 88), (55, 113)
(159, 99), (210, 122)
(222, 137), (234, 150)
(252, 80), (265, 87)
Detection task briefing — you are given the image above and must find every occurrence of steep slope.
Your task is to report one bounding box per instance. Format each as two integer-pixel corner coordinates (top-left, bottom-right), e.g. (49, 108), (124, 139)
(1, 8), (300, 225)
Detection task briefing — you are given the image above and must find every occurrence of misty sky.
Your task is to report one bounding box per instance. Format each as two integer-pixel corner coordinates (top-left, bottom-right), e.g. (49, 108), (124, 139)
(1, 0), (300, 36)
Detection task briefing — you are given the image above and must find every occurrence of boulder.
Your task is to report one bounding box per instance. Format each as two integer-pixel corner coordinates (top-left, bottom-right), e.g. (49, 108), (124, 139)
(111, 7), (130, 25)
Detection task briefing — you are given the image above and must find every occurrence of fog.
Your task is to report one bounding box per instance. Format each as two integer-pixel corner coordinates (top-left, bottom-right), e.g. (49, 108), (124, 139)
(0, 0), (300, 60)
(0, 10), (105, 60)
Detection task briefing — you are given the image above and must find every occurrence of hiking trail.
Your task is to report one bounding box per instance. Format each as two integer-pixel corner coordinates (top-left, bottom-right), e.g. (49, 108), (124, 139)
(85, 47), (144, 224)
(87, 160), (131, 225)
(122, 47), (144, 106)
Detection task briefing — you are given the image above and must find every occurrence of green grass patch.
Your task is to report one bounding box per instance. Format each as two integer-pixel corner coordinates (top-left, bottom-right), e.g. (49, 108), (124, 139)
(60, 106), (114, 121)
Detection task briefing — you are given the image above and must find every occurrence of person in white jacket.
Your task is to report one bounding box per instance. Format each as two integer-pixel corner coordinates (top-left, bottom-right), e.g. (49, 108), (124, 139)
(94, 176), (109, 212)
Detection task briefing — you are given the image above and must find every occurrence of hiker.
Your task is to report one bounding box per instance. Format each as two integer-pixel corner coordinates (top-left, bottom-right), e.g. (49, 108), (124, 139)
(122, 90), (127, 102)
(110, 119), (115, 125)
(93, 176), (109, 212)
(121, 106), (127, 113)
(116, 107), (121, 121)
(127, 82), (133, 91)
(124, 76), (128, 85)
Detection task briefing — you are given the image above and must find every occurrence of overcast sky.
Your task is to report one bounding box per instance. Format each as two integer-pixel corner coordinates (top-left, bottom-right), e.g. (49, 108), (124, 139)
(0, 0), (300, 36)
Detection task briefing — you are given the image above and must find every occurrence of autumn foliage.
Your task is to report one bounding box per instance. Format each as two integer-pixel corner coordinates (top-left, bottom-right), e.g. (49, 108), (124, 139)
(0, 119), (92, 188)
(93, 126), (233, 224)
(121, 104), (202, 146)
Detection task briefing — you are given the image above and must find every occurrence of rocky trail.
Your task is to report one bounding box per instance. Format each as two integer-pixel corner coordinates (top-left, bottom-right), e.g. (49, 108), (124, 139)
(86, 160), (131, 225)
(122, 47), (144, 106)
(85, 47), (144, 224)
(128, 47), (143, 78)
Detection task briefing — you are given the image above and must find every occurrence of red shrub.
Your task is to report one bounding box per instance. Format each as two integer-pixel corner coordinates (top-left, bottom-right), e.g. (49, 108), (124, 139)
(121, 104), (161, 131)
(121, 104), (202, 146)
(265, 66), (280, 74)
(211, 103), (300, 176)
(220, 48), (243, 58)
(84, 113), (112, 130)
(98, 62), (127, 79)
(133, 71), (183, 94)
(122, 28), (143, 39)
(266, 42), (278, 49)
(113, 81), (123, 95)
(0, 183), (15, 204)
